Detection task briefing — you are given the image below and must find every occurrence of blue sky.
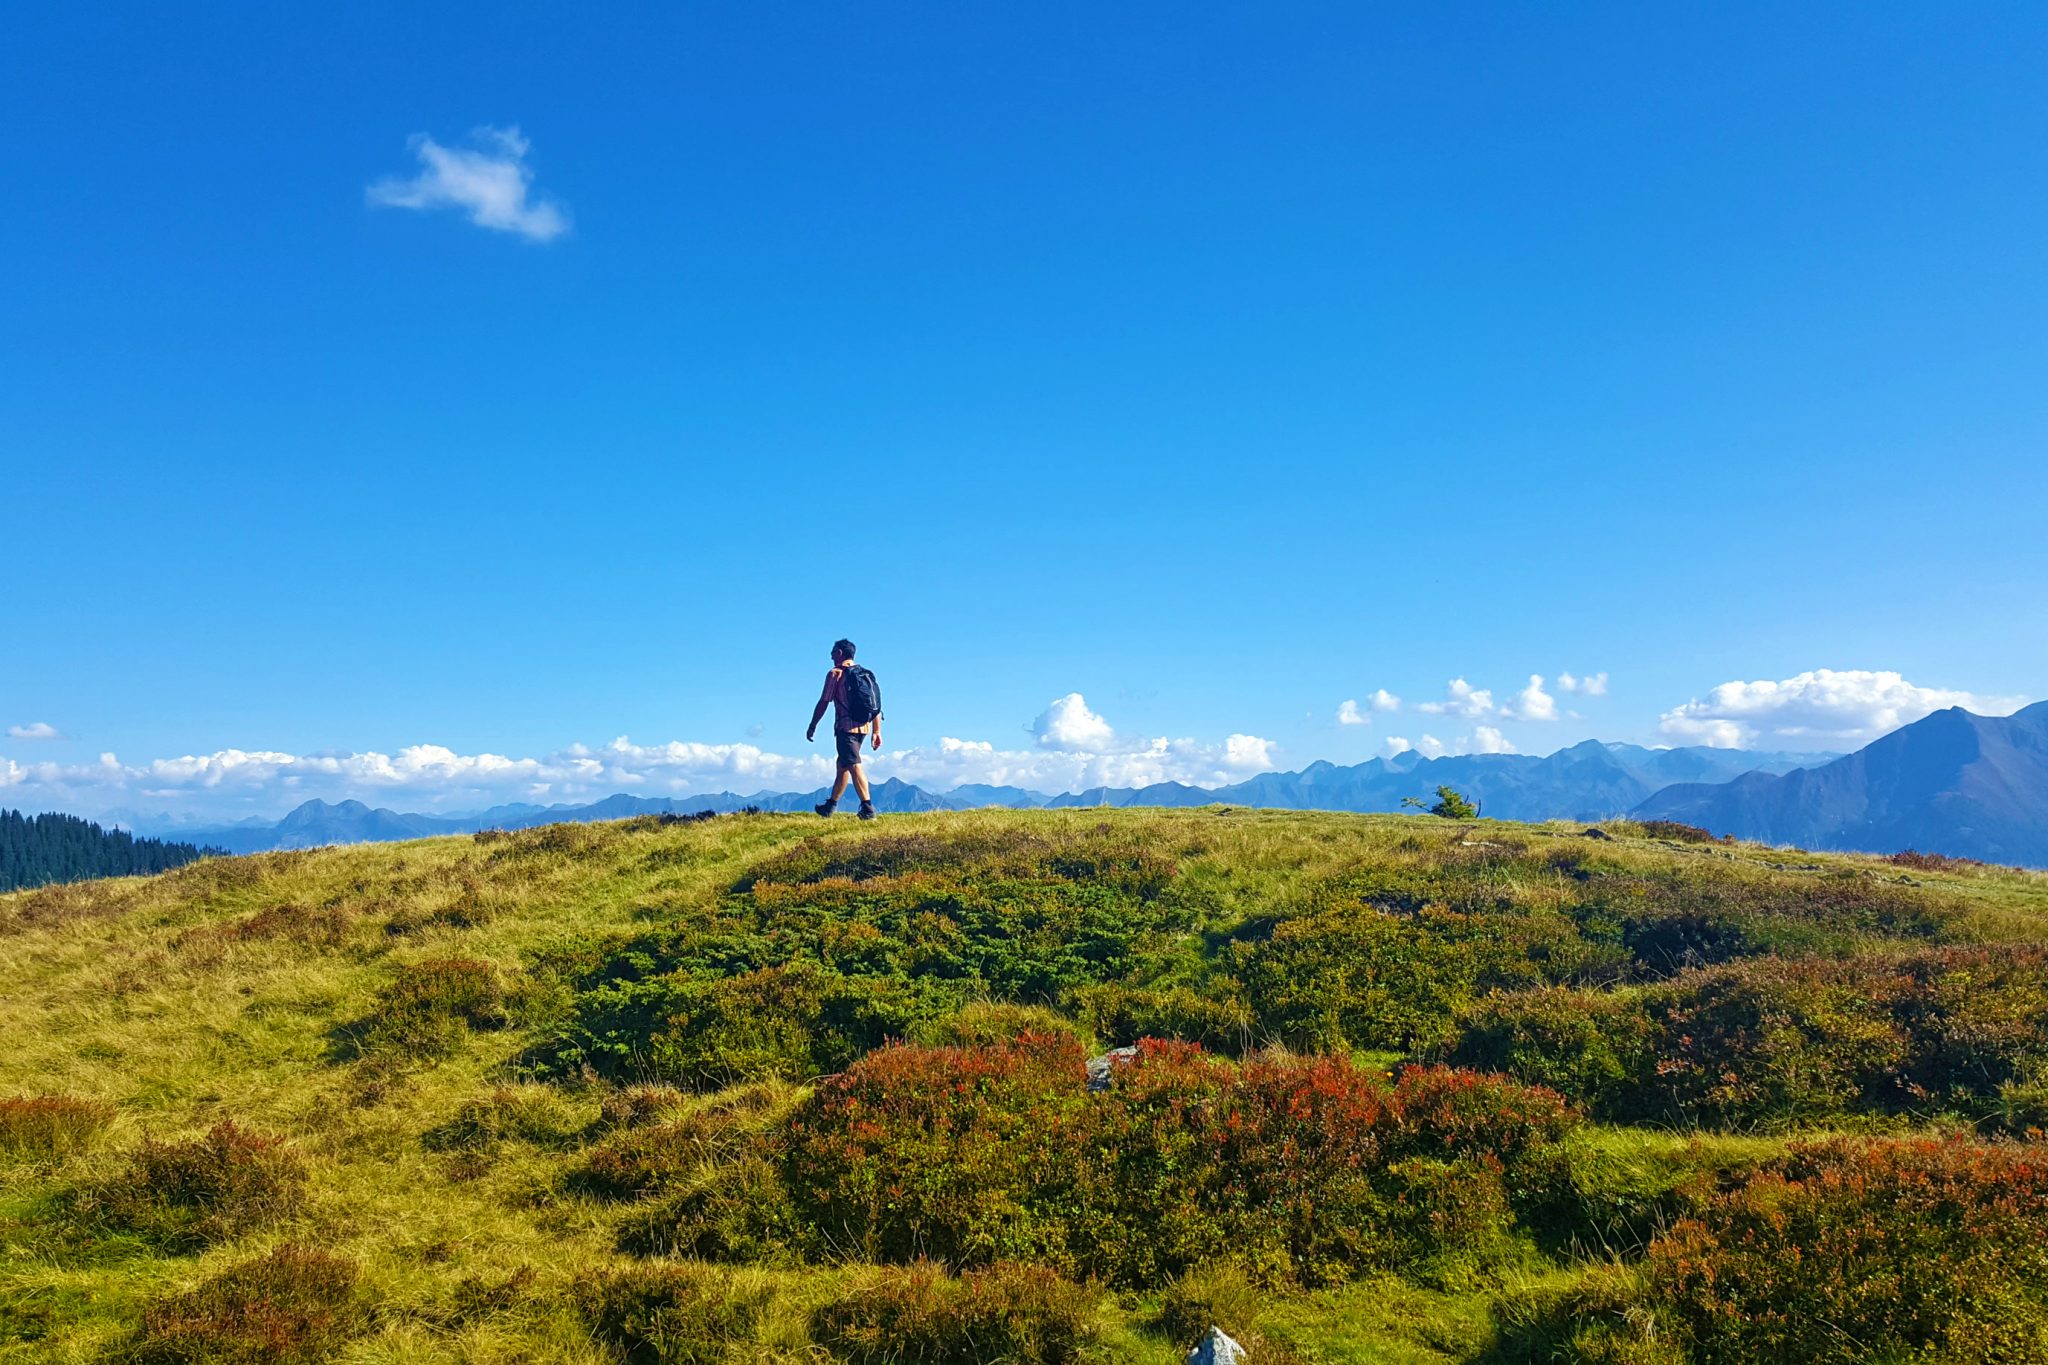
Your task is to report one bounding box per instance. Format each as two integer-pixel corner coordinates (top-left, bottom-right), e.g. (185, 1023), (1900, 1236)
(3, 4), (2044, 819)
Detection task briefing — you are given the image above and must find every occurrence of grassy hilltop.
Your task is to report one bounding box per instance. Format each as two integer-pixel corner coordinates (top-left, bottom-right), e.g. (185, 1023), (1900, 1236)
(6, 807), (2048, 1363)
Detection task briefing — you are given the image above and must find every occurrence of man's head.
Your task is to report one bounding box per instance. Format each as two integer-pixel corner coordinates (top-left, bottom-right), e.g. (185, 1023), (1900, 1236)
(832, 638), (856, 664)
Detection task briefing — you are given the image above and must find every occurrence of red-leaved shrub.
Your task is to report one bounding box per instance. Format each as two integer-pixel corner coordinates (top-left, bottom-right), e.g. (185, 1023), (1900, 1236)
(1649, 1136), (2048, 1363)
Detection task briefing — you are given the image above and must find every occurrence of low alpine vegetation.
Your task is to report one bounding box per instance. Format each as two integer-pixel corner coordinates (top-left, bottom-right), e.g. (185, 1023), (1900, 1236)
(93, 1120), (308, 1249)
(0, 1093), (113, 1157)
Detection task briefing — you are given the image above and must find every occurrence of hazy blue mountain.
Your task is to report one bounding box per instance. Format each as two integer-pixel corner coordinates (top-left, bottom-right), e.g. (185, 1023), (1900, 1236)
(142, 741), (1844, 854)
(946, 784), (1053, 808)
(1634, 702), (2048, 867)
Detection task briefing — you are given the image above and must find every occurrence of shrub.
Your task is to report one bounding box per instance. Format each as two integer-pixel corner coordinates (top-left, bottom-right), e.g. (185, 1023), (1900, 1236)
(1403, 786), (1478, 819)
(1648, 1137), (2048, 1363)
(769, 1038), (1571, 1288)
(0, 1094), (113, 1157)
(1631, 821), (1729, 845)
(423, 1086), (586, 1152)
(577, 1263), (773, 1365)
(915, 1000), (1093, 1050)
(1155, 1263), (1266, 1350)
(1234, 909), (1482, 1053)
(362, 958), (508, 1057)
(781, 1032), (1089, 1268)
(1064, 982), (1253, 1052)
(619, 1153), (809, 1262)
(813, 1261), (1099, 1365)
(1450, 989), (1661, 1117)
(1889, 849), (1987, 873)
(99, 1121), (307, 1248)
(1452, 946), (2048, 1128)
(596, 1084), (691, 1131)
(128, 1243), (361, 1364)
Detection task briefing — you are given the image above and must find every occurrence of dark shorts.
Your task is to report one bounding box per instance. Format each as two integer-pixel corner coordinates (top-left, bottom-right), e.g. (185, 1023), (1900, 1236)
(835, 730), (866, 769)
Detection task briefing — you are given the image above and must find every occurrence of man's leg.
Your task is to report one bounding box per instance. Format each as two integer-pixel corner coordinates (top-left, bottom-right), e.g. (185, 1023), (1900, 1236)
(849, 763), (871, 804)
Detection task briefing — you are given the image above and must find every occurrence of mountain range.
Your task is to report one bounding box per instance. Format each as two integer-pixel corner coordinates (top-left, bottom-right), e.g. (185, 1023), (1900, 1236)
(111, 704), (2048, 867)
(1637, 700), (2048, 867)
(141, 741), (1828, 856)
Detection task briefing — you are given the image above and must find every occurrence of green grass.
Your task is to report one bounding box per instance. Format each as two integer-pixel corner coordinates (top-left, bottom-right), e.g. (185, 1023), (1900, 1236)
(3, 807), (2046, 1363)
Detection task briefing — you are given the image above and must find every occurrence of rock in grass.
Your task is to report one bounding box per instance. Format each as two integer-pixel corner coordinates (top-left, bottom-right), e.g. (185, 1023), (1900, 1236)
(1188, 1325), (1247, 1365)
(1086, 1045), (1138, 1092)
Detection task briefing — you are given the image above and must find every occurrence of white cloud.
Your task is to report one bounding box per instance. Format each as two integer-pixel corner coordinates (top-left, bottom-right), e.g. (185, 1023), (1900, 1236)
(1370, 689), (1401, 712)
(1, 694), (1279, 819)
(1658, 669), (2027, 749)
(1336, 700), (1368, 726)
(1415, 734), (1447, 759)
(1031, 693), (1117, 751)
(1468, 725), (1517, 754)
(367, 126), (569, 242)
(1558, 671), (1608, 696)
(1417, 678), (1494, 718)
(1381, 737), (1413, 759)
(1504, 675), (1557, 722)
(6, 722), (62, 741)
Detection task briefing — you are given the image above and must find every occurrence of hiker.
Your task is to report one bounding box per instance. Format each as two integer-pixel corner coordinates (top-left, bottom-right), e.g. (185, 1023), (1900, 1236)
(806, 638), (884, 819)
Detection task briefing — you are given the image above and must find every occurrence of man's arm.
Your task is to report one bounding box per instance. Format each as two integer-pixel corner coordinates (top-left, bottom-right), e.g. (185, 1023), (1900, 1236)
(806, 670), (836, 741)
(870, 714), (883, 750)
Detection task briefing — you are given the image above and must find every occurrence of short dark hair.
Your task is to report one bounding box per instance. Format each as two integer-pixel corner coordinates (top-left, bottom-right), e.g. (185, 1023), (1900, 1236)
(832, 638), (856, 660)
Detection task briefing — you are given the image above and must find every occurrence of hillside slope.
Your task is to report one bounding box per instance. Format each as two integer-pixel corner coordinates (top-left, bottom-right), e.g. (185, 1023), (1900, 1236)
(1637, 701), (2048, 866)
(5, 809), (2048, 1363)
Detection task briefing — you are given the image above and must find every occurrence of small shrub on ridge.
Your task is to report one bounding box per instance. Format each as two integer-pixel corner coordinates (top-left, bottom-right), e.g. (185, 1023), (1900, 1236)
(0, 1094), (113, 1157)
(98, 1121), (307, 1248)
(813, 1261), (1099, 1365)
(362, 958), (508, 1057)
(577, 1262), (773, 1365)
(128, 1243), (361, 1364)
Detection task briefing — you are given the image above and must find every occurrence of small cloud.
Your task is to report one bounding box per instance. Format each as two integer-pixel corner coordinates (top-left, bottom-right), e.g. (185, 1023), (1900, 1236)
(1417, 678), (1494, 718)
(1468, 725), (1517, 754)
(1336, 700), (1369, 726)
(1370, 689), (1401, 712)
(1224, 734), (1276, 769)
(7, 722), (62, 741)
(1030, 693), (1117, 752)
(367, 125), (569, 242)
(1504, 675), (1558, 722)
(1558, 671), (1608, 697)
(1416, 734), (1447, 759)
(1382, 736), (1413, 758)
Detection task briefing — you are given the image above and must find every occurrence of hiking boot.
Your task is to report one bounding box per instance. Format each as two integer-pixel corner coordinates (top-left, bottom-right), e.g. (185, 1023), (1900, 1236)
(858, 802), (877, 820)
(814, 800), (837, 818)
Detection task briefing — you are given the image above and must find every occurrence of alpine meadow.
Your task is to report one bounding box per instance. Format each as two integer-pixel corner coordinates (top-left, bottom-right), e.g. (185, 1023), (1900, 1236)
(7, 807), (2048, 1362)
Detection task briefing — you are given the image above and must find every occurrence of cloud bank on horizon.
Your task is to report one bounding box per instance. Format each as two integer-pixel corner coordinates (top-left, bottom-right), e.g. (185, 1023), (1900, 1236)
(2, 670), (2026, 823)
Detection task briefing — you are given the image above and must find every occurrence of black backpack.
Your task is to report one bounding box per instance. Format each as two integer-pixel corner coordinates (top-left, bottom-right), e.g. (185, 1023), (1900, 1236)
(840, 665), (884, 727)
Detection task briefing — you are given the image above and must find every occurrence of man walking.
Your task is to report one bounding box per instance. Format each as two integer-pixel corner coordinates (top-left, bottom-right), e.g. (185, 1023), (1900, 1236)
(806, 638), (884, 819)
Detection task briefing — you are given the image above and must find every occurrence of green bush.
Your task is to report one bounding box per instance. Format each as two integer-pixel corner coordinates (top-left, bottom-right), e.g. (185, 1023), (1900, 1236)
(813, 1261), (1099, 1365)
(1648, 1137), (2048, 1363)
(128, 1243), (361, 1364)
(423, 1086), (586, 1152)
(764, 1038), (1572, 1288)
(97, 1121), (307, 1249)
(1453, 947), (2048, 1128)
(363, 958), (509, 1058)
(1155, 1263), (1266, 1350)
(577, 1263), (773, 1365)
(0, 1094), (113, 1157)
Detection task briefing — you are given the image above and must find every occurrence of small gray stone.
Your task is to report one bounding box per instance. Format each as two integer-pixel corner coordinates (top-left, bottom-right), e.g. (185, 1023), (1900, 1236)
(1187, 1326), (1247, 1365)
(1086, 1045), (1139, 1092)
